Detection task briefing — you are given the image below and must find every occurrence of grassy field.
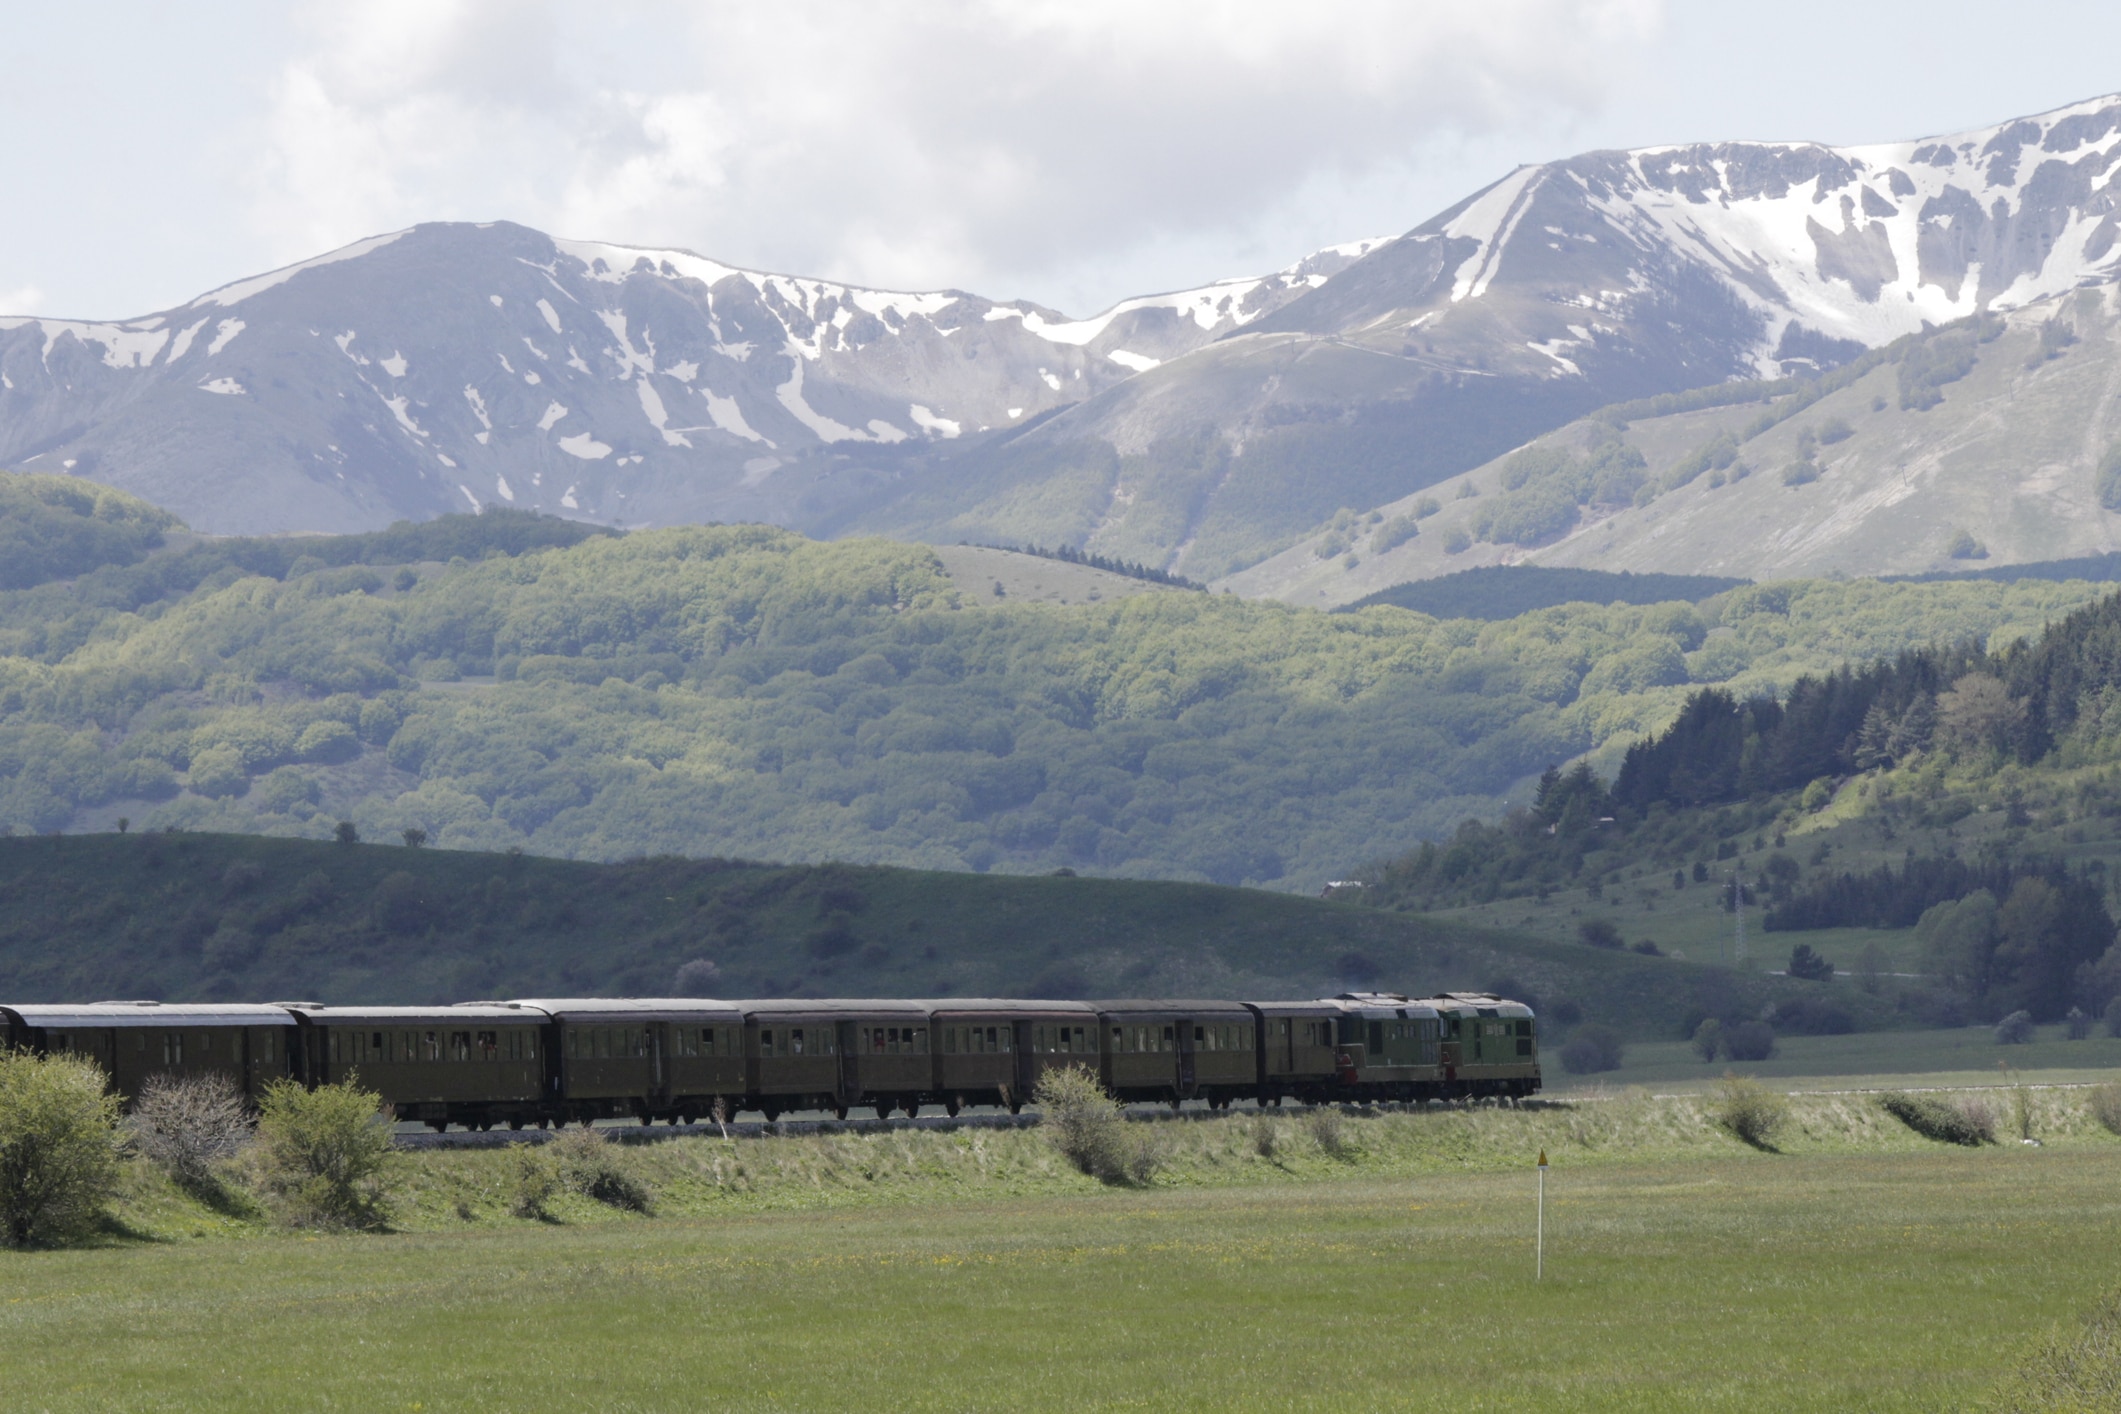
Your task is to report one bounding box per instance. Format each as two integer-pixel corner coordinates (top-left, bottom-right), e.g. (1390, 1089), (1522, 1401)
(6, 1091), (2121, 1409)
(1553, 1024), (2121, 1092)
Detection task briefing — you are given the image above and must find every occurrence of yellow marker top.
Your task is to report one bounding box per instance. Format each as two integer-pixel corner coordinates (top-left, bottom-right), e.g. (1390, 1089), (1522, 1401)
(1537, 1149), (1548, 1168)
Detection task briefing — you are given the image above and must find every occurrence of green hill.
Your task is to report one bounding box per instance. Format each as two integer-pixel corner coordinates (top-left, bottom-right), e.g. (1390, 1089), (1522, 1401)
(0, 498), (2115, 891)
(0, 832), (1850, 1041)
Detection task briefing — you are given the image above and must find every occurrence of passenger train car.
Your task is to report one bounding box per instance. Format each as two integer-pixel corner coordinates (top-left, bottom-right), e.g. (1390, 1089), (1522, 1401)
(0, 991), (1537, 1129)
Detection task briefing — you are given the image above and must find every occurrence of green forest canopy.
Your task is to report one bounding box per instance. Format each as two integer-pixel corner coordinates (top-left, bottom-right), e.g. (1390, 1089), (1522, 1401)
(0, 497), (2111, 890)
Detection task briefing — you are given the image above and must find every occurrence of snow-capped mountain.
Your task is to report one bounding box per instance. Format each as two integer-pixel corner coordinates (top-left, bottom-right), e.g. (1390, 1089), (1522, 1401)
(5, 94), (2121, 557)
(0, 223), (1384, 533)
(840, 93), (2121, 579)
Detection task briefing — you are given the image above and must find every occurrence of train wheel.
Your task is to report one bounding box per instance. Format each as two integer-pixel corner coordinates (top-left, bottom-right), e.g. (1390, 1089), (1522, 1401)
(833, 1104), (849, 1121)
(875, 1101), (892, 1120)
(904, 1102), (921, 1119)
(946, 1096), (962, 1118)
(1008, 1100), (1023, 1115)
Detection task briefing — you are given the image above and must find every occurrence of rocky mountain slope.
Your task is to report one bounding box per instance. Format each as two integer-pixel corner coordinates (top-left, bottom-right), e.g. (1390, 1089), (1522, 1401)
(5, 94), (2121, 574)
(858, 94), (2121, 580)
(0, 223), (1380, 534)
(1228, 284), (2121, 604)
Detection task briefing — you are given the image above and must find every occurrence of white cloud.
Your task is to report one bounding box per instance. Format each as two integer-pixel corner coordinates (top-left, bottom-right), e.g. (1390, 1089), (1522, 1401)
(0, 284), (42, 315)
(249, 0), (1661, 311)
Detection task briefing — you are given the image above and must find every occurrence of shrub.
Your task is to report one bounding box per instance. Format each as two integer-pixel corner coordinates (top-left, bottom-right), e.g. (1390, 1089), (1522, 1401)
(1946, 529), (1988, 560)
(1995, 1010), (2035, 1045)
(1989, 1284), (2121, 1412)
(1691, 1018), (1724, 1061)
(188, 744), (250, 798)
(1782, 459), (1820, 487)
(548, 1127), (655, 1213)
(0, 1051), (123, 1247)
(254, 1076), (400, 1228)
(509, 1144), (565, 1220)
(1786, 943), (1835, 981)
(1441, 528), (1471, 555)
(1724, 1020), (1777, 1061)
(1411, 496), (1442, 520)
(1304, 1105), (1352, 1160)
(1371, 515), (1419, 554)
(1249, 1114), (1279, 1159)
(1816, 417), (1853, 445)
(673, 957), (722, 996)
(1559, 1026), (1623, 1075)
(128, 1072), (252, 1195)
(1879, 1091), (1996, 1146)
(1035, 1065), (1150, 1185)
(2089, 1083), (2121, 1137)
(1710, 1074), (1788, 1148)
(1578, 918), (1623, 950)
(2066, 1007), (2091, 1040)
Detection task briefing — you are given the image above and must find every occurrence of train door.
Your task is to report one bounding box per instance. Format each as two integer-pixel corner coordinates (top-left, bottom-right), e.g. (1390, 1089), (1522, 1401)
(836, 1021), (860, 1107)
(1178, 1020), (1197, 1097)
(1012, 1022), (1036, 1102)
(650, 1024), (669, 1107)
(1440, 1014), (1463, 1079)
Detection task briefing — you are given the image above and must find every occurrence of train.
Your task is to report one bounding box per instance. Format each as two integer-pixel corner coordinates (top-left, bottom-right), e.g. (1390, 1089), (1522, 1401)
(0, 991), (1538, 1129)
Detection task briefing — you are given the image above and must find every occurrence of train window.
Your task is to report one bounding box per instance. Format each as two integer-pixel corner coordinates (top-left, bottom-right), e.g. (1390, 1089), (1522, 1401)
(477, 1031), (498, 1061)
(161, 1033), (181, 1066)
(1160, 1026), (1174, 1051)
(450, 1032), (472, 1062)
(759, 1029), (774, 1057)
(999, 1027), (1011, 1052)
(791, 1028), (806, 1056)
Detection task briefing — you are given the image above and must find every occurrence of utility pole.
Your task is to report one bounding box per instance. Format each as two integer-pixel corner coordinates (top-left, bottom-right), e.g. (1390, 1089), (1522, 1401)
(1536, 1149), (1548, 1280)
(1729, 866), (1748, 965)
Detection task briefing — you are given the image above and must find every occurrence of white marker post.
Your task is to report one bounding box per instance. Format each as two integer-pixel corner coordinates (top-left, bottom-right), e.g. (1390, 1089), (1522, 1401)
(1536, 1148), (1548, 1281)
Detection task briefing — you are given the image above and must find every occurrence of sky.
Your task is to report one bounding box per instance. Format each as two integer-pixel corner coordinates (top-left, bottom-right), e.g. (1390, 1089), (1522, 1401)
(6, 0), (2121, 322)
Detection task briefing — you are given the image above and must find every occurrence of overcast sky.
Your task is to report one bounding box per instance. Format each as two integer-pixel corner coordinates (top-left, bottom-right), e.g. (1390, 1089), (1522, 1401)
(7, 0), (2121, 321)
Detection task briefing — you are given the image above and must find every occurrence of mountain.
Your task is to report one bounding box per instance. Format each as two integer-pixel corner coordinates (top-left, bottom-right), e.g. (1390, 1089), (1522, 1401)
(5, 94), (2121, 575)
(852, 94), (2121, 580)
(1228, 285), (2121, 605)
(0, 223), (1382, 535)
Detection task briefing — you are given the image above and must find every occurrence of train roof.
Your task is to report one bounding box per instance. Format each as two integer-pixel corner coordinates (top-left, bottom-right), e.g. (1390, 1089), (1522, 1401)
(494, 998), (746, 1023)
(1090, 999), (1256, 1018)
(284, 1005), (537, 1024)
(1, 1002), (300, 1028)
(726, 999), (933, 1019)
(915, 998), (1099, 1015)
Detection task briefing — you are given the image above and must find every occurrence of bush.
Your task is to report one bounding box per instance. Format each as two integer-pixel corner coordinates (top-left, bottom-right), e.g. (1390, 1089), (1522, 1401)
(1371, 515), (1419, 554)
(1578, 918), (1623, 950)
(128, 1072), (252, 1195)
(1782, 459), (1820, 487)
(1559, 1026), (1623, 1074)
(673, 957), (722, 996)
(1249, 1114), (1279, 1159)
(1441, 527), (1471, 555)
(0, 1051), (123, 1247)
(1304, 1105), (1352, 1160)
(1724, 1020), (1777, 1061)
(1690, 1017), (1724, 1062)
(1989, 1284), (2121, 1412)
(1879, 1091), (1996, 1146)
(1710, 1073), (1788, 1148)
(509, 1143), (565, 1220)
(2066, 1007), (2091, 1040)
(254, 1076), (400, 1229)
(1786, 943), (1835, 981)
(1034, 1065), (1158, 1185)
(548, 1127), (655, 1213)
(1996, 1010), (2035, 1045)
(2090, 1083), (2121, 1137)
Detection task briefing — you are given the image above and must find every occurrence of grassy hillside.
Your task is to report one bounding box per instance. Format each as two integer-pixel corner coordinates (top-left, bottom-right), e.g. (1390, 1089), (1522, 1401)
(1226, 288), (2121, 605)
(0, 832), (1857, 1040)
(0, 502), (2112, 890)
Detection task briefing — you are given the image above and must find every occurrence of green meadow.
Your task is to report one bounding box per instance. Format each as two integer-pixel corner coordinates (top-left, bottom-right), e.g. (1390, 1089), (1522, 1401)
(5, 1089), (2121, 1410)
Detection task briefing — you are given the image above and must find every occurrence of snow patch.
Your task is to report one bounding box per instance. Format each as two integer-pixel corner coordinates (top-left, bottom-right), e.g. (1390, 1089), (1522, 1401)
(382, 395), (427, 438)
(199, 377), (245, 396)
(774, 357), (870, 442)
(495, 475), (515, 502)
(207, 319), (246, 356)
(489, 295), (504, 308)
(458, 484), (482, 511)
(537, 401), (568, 432)
(462, 386), (491, 429)
(702, 389), (769, 444)
(908, 404), (961, 437)
(166, 319), (208, 361)
(536, 299), (563, 334)
(866, 419), (909, 444)
(561, 485), (579, 509)
(558, 432), (612, 460)
(664, 359), (699, 382)
(1039, 368), (1061, 391)
(1107, 349), (1161, 372)
(637, 378), (691, 447)
(379, 351), (408, 378)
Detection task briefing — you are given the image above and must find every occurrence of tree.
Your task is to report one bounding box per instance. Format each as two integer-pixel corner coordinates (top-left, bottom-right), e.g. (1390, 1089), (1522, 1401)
(400, 828), (427, 848)
(1935, 674), (2024, 756)
(334, 820), (360, 845)
(128, 1073), (252, 1196)
(0, 1051), (123, 1247)
(254, 1077), (400, 1228)
(1786, 944), (1835, 982)
(1578, 918), (1623, 950)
